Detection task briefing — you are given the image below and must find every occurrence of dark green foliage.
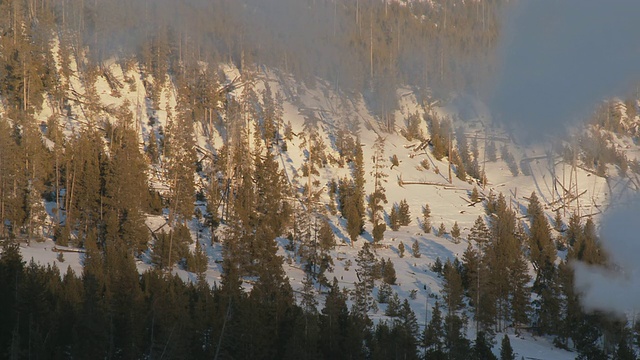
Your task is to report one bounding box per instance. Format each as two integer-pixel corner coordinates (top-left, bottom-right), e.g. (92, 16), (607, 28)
(444, 313), (471, 360)
(385, 293), (401, 317)
(399, 199), (411, 226)
(390, 204), (401, 231)
(189, 240), (209, 278)
(613, 333), (637, 360)
(421, 203), (432, 233)
(442, 259), (464, 314)
(424, 302), (446, 360)
(500, 335), (516, 360)
(431, 257), (444, 274)
(353, 243), (377, 315)
(473, 331), (498, 360)
(398, 242), (405, 258)
(338, 177), (365, 243)
(381, 258), (397, 285)
(378, 282), (393, 304)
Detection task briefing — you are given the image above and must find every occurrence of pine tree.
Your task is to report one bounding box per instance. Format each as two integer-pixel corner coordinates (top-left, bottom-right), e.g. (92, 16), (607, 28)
(471, 186), (480, 203)
(390, 204), (400, 231)
(378, 282), (393, 303)
(399, 298), (420, 340)
(189, 240), (209, 280)
(104, 121), (150, 253)
(339, 177), (364, 243)
(382, 258), (397, 285)
(319, 278), (346, 358)
(412, 240), (421, 258)
(385, 293), (401, 317)
(451, 222), (461, 243)
(500, 335), (516, 360)
(486, 192), (531, 330)
(461, 243), (479, 305)
(369, 136), (388, 243)
(526, 193), (558, 334)
(487, 140), (497, 162)
(353, 242), (376, 315)
(421, 203), (432, 233)
(399, 199), (411, 226)
(554, 209), (563, 232)
(353, 138), (366, 234)
(473, 331), (498, 360)
(437, 222), (446, 237)
(509, 250), (531, 330)
(442, 259), (464, 314)
(423, 302), (446, 360)
(444, 313), (471, 360)
(398, 242), (405, 258)
(613, 333), (636, 360)
(317, 219), (336, 281)
(566, 212), (582, 247)
(469, 216), (491, 250)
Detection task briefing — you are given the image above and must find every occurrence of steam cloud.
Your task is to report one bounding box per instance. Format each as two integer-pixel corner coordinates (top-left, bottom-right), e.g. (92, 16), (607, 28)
(490, 0), (640, 141)
(573, 196), (640, 315)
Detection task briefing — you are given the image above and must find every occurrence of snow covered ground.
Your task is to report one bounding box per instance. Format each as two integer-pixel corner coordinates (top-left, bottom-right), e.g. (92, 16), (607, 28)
(20, 59), (640, 359)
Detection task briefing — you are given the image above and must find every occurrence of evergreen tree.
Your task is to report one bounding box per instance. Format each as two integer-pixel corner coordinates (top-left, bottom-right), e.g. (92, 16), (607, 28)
(500, 335), (516, 360)
(369, 136), (388, 243)
(613, 333), (636, 360)
(353, 243), (377, 316)
(353, 137), (366, 234)
(399, 199), (411, 226)
(320, 278), (350, 359)
(385, 293), (401, 317)
(451, 222), (461, 242)
(486, 140), (497, 162)
(424, 302), (446, 360)
(554, 209), (564, 232)
(527, 192), (559, 334)
(473, 331), (498, 360)
(421, 203), (432, 233)
(398, 242), (405, 258)
(389, 204), (400, 231)
(566, 212), (582, 247)
(471, 186), (480, 203)
(382, 258), (397, 285)
(444, 313), (471, 360)
(412, 240), (421, 258)
(189, 240), (209, 280)
(442, 259), (464, 314)
(461, 243), (479, 304)
(469, 216), (491, 250)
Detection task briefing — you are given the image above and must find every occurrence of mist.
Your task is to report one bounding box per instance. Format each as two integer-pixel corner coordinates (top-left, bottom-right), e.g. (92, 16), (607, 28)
(573, 196), (640, 315)
(489, 0), (640, 142)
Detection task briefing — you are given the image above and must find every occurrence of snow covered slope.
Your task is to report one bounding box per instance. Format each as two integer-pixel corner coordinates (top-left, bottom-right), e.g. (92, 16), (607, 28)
(16, 53), (640, 358)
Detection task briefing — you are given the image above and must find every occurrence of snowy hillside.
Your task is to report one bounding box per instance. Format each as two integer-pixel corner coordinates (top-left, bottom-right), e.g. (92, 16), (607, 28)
(9, 46), (639, 358)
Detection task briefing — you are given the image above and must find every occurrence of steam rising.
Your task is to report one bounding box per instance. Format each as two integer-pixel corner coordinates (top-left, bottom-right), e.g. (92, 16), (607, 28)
(573, 197), (640, 315)
(490, 0), (640, 141)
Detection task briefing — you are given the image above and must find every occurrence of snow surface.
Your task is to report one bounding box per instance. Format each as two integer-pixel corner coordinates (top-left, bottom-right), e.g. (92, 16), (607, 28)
(15, 55), (640, 358)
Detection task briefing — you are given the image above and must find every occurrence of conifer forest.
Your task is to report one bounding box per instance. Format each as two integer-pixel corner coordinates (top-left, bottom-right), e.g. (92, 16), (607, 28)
(1, 0), (640, 359)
